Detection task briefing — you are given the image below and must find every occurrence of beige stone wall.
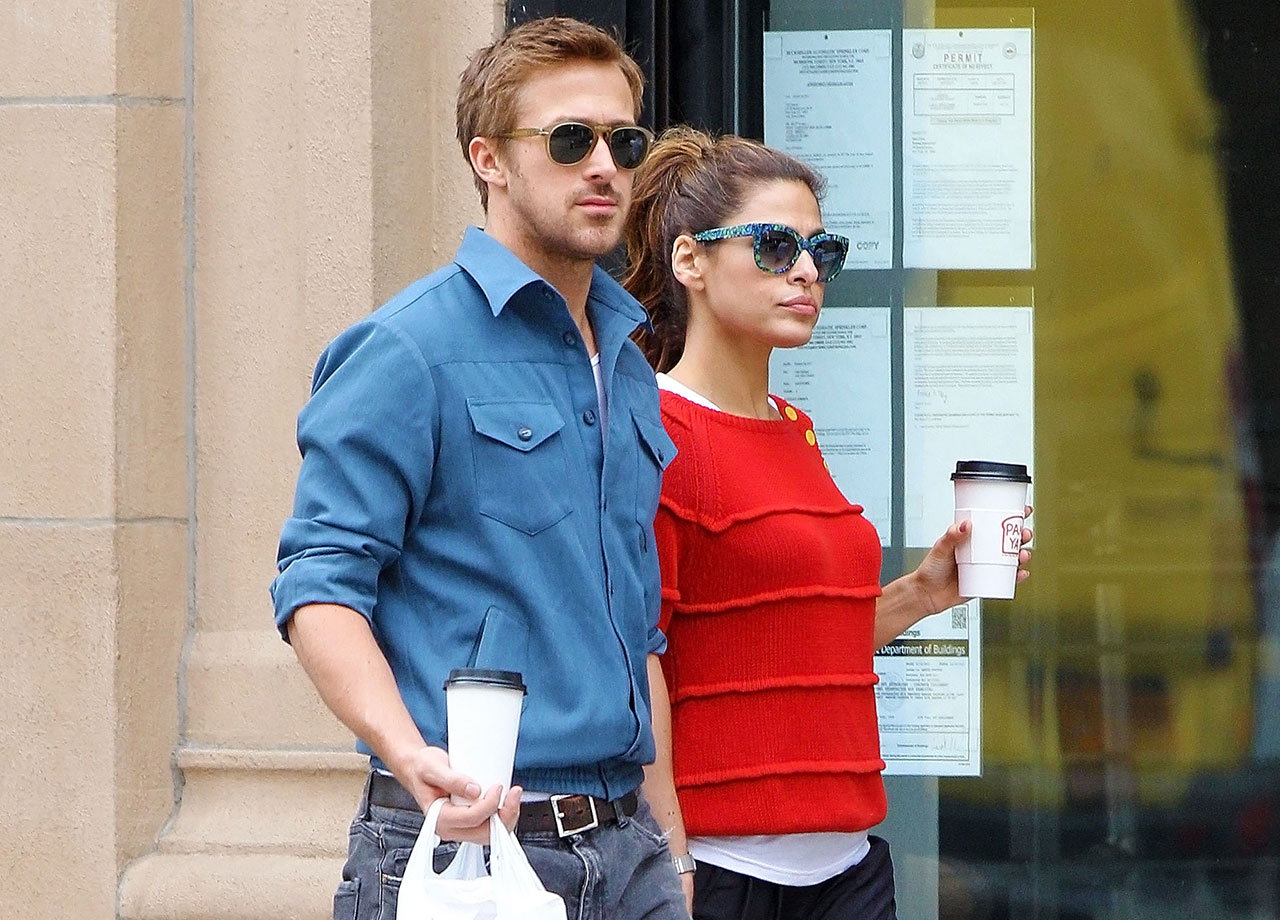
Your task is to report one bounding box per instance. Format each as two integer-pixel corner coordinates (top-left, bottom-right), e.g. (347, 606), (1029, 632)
(1, 1), (501, 917)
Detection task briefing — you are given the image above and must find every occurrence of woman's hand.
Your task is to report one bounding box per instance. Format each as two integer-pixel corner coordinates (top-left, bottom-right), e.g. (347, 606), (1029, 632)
(876, 506), (1033, 648)
(913, 505), (1034, 614)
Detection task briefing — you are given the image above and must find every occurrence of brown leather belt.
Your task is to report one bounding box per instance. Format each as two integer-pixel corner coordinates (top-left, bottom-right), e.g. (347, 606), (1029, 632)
(367, 771), (639, 838)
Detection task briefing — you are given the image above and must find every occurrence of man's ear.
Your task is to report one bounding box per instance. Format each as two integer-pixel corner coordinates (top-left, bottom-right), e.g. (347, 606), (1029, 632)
(468, 136), (508, 191)
(671, 235), (705, 292)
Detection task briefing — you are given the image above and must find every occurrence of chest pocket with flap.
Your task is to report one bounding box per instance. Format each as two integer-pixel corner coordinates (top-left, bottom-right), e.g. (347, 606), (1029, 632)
(467, 398), (573, 535)
(631, 410), (676, 528)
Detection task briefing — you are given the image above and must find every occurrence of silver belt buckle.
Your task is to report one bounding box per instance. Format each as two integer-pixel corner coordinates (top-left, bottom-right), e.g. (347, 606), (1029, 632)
(550, 794), (599, 837)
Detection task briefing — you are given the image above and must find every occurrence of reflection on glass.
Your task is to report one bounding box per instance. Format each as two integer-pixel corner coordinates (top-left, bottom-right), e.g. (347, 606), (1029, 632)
(929, 1), (1280, 918)
(750, 0), (1279, 914)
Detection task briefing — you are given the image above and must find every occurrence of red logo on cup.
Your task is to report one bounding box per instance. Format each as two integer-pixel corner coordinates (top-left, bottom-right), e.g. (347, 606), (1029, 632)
(1001, 516), (1023, 555)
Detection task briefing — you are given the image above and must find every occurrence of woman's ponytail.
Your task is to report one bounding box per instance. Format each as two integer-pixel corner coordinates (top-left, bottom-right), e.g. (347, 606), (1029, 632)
(624, 127), (824, 372)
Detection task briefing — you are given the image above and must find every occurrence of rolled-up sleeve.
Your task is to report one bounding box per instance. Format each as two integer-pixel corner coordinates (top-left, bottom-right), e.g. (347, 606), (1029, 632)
(270, 321), (436, 639)
(646, 622), (668, 657)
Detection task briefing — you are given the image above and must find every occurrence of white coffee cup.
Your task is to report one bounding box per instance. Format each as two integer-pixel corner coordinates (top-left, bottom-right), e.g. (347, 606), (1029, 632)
(444, 668), (526, 805)
(952, 460), (1031, 599)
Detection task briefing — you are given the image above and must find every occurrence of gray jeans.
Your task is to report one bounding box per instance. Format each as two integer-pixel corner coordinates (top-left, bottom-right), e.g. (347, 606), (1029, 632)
(333, 786), (689, 920)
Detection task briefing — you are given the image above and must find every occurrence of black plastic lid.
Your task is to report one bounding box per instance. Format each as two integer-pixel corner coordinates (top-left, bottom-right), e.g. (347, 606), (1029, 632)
(444, 668), (527, 694)
(951, 460), (1031, 483)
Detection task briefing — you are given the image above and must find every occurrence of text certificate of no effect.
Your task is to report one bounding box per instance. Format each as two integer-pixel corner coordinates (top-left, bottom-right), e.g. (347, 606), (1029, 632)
(764, 30), (893, 269)
(902, 29), (1033, 269)
(769, 307), (893, 541)
(877, 599), (981, 776)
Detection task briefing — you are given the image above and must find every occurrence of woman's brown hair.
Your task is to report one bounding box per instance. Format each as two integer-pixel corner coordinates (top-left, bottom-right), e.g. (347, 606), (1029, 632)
(623, 126), (825, 372)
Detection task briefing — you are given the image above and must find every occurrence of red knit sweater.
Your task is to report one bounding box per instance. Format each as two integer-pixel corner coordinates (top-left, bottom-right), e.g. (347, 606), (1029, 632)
(656, 390), (887, 836)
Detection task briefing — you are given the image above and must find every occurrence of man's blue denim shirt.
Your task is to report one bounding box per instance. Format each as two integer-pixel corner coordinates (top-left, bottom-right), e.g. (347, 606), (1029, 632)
(272, 227), (676, 799)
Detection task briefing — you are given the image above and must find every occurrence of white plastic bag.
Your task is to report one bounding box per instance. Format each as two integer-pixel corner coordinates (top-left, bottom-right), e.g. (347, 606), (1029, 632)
(396, 798), (568, 920)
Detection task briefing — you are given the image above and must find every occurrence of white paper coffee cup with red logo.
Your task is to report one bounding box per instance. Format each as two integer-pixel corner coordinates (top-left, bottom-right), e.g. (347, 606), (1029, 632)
(952, 460), (1031, 599)
(444, 668), (526, 805)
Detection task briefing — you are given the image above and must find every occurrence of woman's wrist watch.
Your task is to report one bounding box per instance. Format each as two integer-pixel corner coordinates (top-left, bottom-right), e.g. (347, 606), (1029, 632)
(671, 852), (697, 875)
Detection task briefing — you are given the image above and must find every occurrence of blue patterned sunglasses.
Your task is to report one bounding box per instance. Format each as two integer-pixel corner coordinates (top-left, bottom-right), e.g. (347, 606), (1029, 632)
(690, 223), (850, 282)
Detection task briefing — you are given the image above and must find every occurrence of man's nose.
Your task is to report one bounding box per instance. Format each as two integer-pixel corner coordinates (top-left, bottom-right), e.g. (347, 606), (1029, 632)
(581, 133), (618, 182)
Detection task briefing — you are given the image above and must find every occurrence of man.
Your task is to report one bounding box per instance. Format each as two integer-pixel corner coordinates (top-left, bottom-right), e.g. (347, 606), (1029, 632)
(271, 16), (691, 920)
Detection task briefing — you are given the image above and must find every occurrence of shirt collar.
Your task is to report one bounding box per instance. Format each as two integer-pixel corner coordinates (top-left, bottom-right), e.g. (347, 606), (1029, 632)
(454, 226), (653, 334)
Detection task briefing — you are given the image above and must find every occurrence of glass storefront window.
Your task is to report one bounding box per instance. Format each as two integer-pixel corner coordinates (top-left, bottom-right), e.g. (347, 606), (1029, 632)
(754, 2), (1280, 917)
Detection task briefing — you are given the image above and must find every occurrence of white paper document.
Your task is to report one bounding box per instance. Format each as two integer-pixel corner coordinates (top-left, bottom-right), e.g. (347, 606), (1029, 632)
(901, 28), (1034, 268)
(904, 307), (1034, 547)
(877, 599), (982, 775)
(770, 307), (893, 541)
(764, 30), (894, 269)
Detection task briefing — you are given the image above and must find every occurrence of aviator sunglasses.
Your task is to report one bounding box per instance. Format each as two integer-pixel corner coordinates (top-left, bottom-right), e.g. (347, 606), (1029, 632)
(500, 122), (655, 170)
(690, 223), (850, 283)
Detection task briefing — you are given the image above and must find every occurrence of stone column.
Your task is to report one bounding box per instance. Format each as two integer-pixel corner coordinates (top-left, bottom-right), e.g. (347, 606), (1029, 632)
(2, 0), (500, 917)
(0, 0), (187, 917)
(116, 1), (499, 918)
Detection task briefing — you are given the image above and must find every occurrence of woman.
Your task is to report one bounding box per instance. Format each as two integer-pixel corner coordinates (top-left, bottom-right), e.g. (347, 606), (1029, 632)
(624, 127), (1032, 920)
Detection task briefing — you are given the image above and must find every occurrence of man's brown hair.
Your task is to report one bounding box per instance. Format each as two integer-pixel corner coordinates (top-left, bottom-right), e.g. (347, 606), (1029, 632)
(456, 17), (645, 210)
